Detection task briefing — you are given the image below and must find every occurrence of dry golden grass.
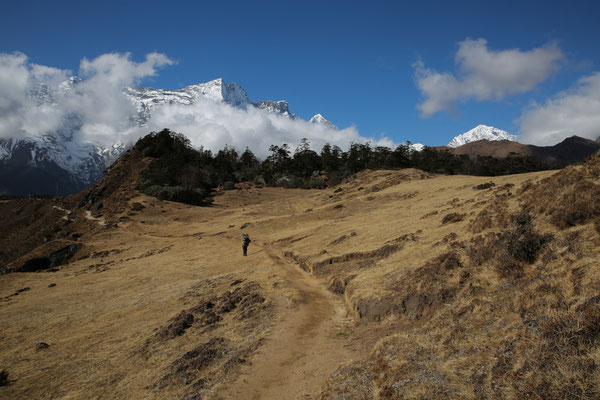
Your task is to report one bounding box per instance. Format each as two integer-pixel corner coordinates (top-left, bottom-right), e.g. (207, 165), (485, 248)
(3, 158), (600, 399)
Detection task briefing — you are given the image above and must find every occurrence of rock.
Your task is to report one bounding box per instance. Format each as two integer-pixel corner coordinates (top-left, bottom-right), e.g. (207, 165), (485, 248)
(19, 243), (82, 272)
(0, 369), (8, 386)
(48, 283), (56, 288)
(131, 202), (145, 211)
(36, 342), (49, 350)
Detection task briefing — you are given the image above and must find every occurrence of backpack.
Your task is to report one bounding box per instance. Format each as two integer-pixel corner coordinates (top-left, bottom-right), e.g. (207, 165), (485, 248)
(242, 233), (250, 244)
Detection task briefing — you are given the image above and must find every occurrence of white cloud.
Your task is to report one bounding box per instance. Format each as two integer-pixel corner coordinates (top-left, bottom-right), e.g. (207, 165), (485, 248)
(145, 97), (394, 158)
(518, 72), (600, 145)
(0, 52), (33, 135)
(0, 51), (394, 158)
(0, 52), (175, 146)
(415, 38), (564, 117)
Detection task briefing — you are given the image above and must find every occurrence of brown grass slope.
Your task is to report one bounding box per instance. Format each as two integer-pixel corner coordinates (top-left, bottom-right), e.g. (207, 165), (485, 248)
(2, 151), (600, 399)
(316, 153), (600, 399)
(446, 139), (531, 158)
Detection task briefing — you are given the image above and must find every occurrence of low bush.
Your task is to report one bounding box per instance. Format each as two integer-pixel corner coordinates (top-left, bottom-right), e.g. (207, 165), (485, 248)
(548, 181), (600, 229)
(473, 182), (495, 190)
(143, 185), (208, 206)
(0, 369), (8, 386)
(442, 213), (465, 224)
(223, 181), (235, 190)
(468, 211), (553, 278)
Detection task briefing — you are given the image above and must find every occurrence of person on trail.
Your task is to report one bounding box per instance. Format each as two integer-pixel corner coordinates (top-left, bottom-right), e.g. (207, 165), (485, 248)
(242, 232), (251, 256)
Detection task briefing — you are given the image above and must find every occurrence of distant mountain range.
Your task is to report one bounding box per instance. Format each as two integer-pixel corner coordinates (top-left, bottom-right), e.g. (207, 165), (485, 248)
(442, 124), (600, 166)
(123, 78), (308, 125)
(447, 125), (517, 148)
(2, 74), (599, 197)
(444, 135), (600, 167)
(0, 78), (334, 196)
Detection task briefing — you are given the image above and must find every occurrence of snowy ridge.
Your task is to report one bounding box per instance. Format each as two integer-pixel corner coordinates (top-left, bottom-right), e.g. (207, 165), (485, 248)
(309, 113), (336, 129)
(255, 100), (296, 119)
(448, 125), (517, 148)
(124, 78), (252, 125)
(123, 78), (311, 124)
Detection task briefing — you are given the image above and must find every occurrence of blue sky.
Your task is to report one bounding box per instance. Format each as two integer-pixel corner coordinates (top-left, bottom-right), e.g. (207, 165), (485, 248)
(2, 0), (600, 147)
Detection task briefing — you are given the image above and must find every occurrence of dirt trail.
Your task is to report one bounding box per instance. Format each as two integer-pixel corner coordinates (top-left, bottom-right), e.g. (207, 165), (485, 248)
(84, 210), (106, 226)
(212, 247), (358, 400)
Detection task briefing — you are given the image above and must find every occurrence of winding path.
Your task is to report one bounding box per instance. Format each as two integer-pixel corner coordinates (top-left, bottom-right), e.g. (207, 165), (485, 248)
(212, 247), (357, 400)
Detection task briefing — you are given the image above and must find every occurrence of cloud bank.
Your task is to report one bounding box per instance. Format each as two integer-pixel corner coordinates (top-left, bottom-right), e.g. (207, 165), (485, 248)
(0, 52), (174, 146)
(414, 39), (564, 117)
(518, 72), (600, 145)
(0, 52), (394, 158)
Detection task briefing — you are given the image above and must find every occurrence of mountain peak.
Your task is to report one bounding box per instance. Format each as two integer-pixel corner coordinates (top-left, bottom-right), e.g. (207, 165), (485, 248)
(184, 78), (250, 108)
(309, 113), (335, 128)
(448, 125), (517, 148)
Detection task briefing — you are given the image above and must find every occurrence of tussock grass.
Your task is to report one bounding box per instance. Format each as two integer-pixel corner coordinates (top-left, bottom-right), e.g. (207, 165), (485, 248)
(318, 153), (600, 398)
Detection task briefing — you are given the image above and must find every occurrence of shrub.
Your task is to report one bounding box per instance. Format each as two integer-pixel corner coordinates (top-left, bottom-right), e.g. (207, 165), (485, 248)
(468, 211), (553, 278)
(473, 182), (495, 190)
(143, 185), (208, 205)
(469, 209), (493, 233)
(548, 181), (600, 229)
(0, 369), (8, 386)
(502, 212), (553, 264)
(223, 181), (235, 190)
(442, 213), (466, 224)
(253, 176), (266, 186)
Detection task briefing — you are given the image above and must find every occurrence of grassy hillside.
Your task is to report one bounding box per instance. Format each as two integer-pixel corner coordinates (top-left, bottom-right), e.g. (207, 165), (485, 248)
(2, 149), (600, 399)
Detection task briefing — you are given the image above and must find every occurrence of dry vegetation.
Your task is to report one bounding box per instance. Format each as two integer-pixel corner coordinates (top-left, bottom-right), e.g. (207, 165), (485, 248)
(2, 150), (600, 399)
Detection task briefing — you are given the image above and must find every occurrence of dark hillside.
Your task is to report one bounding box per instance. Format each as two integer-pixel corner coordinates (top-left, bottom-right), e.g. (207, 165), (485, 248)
(530, 135), (600, 165)
(448, 135), (600, 167)
(0, 141), (85, 196)
(1, 147), (150, 273)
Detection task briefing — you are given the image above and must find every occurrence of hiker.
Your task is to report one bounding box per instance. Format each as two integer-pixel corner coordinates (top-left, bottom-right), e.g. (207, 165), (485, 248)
(242, 232), (251, 256)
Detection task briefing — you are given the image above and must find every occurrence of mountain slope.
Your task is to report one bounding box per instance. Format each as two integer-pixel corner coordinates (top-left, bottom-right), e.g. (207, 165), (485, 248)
(3, 149), (600, 398)
(0, 161), (587, 398)
(0, 134), (115, 196)
(447, 135), (600, 166)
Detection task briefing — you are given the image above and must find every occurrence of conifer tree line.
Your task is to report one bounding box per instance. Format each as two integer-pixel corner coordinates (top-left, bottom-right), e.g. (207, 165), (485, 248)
(134, 129), (552, 205)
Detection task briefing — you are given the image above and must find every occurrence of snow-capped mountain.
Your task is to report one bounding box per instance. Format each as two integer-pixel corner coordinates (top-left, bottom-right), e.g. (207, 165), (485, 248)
(447, 125), (517, 148)
(124, 78), (254, 125)
(0, 133), (110, 196)
(255, 100), (296, 119)
(309, 113), (336, 128)
(0, 77), (331, 195)
(124, 78), (303, 124)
